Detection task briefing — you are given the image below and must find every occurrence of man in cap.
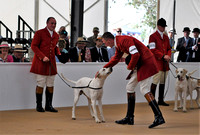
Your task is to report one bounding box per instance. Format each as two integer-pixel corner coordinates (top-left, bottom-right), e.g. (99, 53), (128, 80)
(30, 17), (61, 113)
(101, 32), (165, 128)
(187, 28), (200, 62)
(176, 27), (193, 62)
(12, 44), (29, 62)
(90, 36), (109, 62)
(87, 27), (100, 48)
(68, 37), (88, 62)
(149, 18), (171, 106)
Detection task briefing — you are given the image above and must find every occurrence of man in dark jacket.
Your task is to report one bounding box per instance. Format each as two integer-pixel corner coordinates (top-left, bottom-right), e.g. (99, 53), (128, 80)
(176, 27), (193, 62)
(90, 36), (108, 62)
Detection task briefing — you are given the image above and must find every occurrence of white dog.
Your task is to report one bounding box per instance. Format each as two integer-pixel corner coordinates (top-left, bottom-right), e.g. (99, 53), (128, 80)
(174, 68), (188, 112)
(174, 68), (200, 112)
(187, 71), (200, 109)
(61, 67), (112, 123)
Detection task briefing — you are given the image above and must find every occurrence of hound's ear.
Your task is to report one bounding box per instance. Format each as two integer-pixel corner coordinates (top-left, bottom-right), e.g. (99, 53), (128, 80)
(183, 69), (188, 74)
(175, 69), (178, 74)
(95, 71), (101, 78)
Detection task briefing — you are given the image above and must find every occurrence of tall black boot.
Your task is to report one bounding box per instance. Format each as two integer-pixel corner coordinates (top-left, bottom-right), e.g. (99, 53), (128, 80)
(150, 83), (157, 97)
(45, 87), (58, 112)
(158, 84), (169, 106)
(115, 92), (135, 125)
(145, 92), (165, 128)
(36, 86), (45, 112)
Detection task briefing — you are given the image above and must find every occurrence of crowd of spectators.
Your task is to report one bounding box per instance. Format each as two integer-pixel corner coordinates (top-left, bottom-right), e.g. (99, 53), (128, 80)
(0, 25), (200, 63)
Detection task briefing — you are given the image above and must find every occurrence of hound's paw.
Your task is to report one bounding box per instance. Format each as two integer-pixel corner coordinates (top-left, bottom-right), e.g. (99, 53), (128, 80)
(72, 117), (76, 120)
(183, 109), (187, 113)
(178, 106), (183, 109)
(173, 109), (178, 112)
(101, 120), (105, 123)
(190, 107), (194, 110)
(95, 119), (101, 123)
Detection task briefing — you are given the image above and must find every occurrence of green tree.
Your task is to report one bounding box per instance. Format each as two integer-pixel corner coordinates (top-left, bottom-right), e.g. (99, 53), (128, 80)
(127, 0), (157, 29)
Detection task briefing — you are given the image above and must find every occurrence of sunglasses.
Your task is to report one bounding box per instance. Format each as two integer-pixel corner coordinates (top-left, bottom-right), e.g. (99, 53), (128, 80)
(117, 31), (122, 33)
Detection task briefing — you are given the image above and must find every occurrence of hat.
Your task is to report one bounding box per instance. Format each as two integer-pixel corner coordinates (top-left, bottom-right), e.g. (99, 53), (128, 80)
(14, 44), (26, 52)
(0, 41), (10, 48)
(93, 27), (99, 32)
(157, 18), (167, 27)
(169, 28), (176, 34)
(192, 28), (200, 33)
(183, 27), (191, 32)
(76, 37), (88, 44)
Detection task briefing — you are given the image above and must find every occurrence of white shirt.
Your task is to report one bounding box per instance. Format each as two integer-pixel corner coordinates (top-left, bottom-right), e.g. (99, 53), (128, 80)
(157, 29), (163, 39)
(47, 27), (53, 37)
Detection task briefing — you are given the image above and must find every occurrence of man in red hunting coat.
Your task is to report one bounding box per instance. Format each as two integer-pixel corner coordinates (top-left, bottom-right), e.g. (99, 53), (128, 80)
(149, 18), (171, 106)
(101, 32), (165, 128)
(30, 17), (60, 113)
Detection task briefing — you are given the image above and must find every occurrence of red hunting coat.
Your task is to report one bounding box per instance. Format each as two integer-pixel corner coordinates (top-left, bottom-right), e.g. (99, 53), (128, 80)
(149, 31), (171, 71)
(30, 27), (60, 75)
(104, 36), (159, 82)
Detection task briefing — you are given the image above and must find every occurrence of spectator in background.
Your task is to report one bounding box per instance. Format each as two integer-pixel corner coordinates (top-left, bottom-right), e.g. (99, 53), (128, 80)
(90, 36), (109, 62)
(149, 18), (171, 106)
(12, 44), (29, 62)
(176, 27), (193, 62)
(116, 28), (122, 36)
(0, 41), (13, 62)
(69, 37), (91, 62)
(87, 27), (100, 48)
(59, 30), (70, 51)
(168, 28), (176, 62)
(55, 39), (69, 63)
(187, 28), (200, 62)
(30, 17), (60, 113)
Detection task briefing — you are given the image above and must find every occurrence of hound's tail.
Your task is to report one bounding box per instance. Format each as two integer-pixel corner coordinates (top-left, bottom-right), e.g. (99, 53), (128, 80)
(61, 73), (77, 84)
(188, 69), (197, 77)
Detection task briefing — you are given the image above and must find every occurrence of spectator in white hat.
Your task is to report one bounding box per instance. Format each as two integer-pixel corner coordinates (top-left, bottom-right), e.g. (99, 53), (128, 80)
(0, 41), (13, 62)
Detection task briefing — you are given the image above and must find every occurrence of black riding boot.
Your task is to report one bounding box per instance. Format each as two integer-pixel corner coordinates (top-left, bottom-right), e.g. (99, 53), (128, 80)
(45, 87), (58, 112)
(158, 84), (169, 106)
(150, 83), (157, 97)
(145, 92), (165, 128)
(115, 92), (135, 125)
(36, 86), (45, 112)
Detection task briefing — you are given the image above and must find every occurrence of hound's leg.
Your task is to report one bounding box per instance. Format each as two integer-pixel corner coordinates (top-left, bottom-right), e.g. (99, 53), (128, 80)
(183, 90), (187, 112)
(195, 89), (200, 108)
(188, 90), (194, 109)
(98, 99), (105, 122)
(87, 98), (94, 118)
(178, 92), (183, 109)
(72, 90), (80, 120)
(91, 99), (101, 123)
(174, 90), (178, 112)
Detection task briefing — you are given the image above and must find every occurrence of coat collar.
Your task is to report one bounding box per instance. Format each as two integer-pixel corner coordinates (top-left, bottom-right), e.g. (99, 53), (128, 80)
(44, 27), (56, 39)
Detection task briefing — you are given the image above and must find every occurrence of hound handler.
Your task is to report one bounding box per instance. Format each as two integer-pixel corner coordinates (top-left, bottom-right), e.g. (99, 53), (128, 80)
(149, 18), (171, 106)
(101, 32), (165, 128)
(30, 17), (60, 112)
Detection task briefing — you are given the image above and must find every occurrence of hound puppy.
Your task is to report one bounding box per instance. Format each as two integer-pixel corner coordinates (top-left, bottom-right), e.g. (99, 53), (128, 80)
(61, 67), (112, 123)
(174, 68), (188, 112)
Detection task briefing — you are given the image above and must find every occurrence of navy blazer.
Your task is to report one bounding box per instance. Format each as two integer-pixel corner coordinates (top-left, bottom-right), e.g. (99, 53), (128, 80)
(90, 47), (109, 62)
(176, 37), (193, 62)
